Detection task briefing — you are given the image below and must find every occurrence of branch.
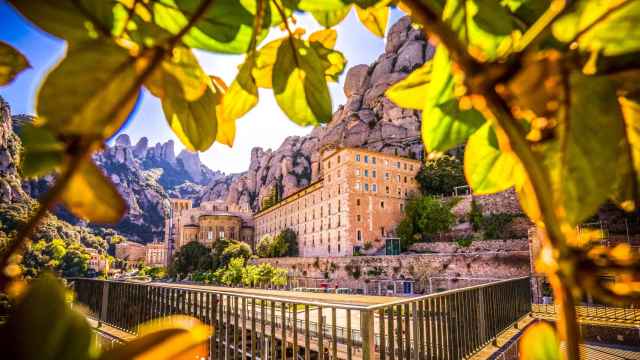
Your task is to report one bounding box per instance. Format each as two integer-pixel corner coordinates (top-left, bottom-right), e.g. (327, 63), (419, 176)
(272, 0), (300, 67)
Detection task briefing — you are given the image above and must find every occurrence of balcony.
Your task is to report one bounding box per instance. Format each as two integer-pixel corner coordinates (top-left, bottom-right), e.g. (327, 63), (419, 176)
(72, 277), (531, 359)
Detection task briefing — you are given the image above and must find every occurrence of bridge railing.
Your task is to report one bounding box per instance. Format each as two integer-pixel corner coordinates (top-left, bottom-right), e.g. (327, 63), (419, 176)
(71, 276), (531, 360)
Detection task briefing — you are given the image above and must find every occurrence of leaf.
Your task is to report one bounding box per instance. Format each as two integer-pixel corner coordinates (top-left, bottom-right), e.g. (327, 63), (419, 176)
(272, 38), (333, 126)
(519, 321), (560, 360)
(297, 0), (353, 11)
(61, 159), (126, 223)
(37, 40), (143, 138)
(9, 0), (118, 42)
(0, 41), (29, 85)
(0, 273), (92, 360)
(422, 47), (485, 152)
(210, 75), (235, 147)
(160, 80), (221, 151)
(309, 29), (338, 49)
(552, 0), (640, 57)
(152, 0), (269, 54)
(612, 95), (640, 211)
(18, 124), (64, 178)
(253, 38), (285, 88)
(99, 315), (211, 360)
(552, 74), (626, 225)
(355, 2), (389, 37)
(223, 55), (259, 123)
(311, 5), (352, 28)
(464, 122), (521, 194)
(146, 46), (209, 102)
(442, 0), (517, 60)
(386, 61), (432, 110)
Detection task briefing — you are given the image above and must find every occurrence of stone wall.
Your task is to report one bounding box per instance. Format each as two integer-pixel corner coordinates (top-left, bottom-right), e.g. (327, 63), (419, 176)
(408, 239), (529, 253)
(451, 189), (523, 218)
(252, 246), (530, 294)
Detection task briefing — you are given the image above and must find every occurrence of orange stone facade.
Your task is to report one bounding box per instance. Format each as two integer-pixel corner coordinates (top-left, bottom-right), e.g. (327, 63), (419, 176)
(254, 147), (421, 257)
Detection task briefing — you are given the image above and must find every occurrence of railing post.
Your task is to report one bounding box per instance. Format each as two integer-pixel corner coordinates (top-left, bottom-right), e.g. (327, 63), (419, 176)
(361, 309), (375, 360)
(99, 281), (109, 328)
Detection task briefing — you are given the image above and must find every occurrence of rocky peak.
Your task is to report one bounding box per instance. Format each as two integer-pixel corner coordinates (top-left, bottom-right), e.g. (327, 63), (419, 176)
(133, 137), (148, 158)
(115, 133), (132, 147)
(177, 149), (205, 183)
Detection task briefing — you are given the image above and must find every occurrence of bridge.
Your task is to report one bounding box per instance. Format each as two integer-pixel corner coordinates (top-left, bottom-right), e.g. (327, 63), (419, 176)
(71, 277), (531, 359)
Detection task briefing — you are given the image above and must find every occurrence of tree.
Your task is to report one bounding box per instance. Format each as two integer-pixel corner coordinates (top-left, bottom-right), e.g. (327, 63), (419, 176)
(256, 235), (273, 258)
(168, 241), (212, 279)
(211, 238), (252, 270)
(416, 155), (466, 196)
(397, 196), (455, 250)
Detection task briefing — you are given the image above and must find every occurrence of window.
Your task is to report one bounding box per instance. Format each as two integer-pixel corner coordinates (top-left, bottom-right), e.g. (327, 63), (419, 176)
(337, 169), (341, 177)
(385, 172), (390, 180)
(410, 164), (414, 171)
(364, 183), (369, 191)
(372, 170), (376, 178)
(207, 231), (213, 240)
(372, 184), (377, 192)
(356, 169), (361, 176)
(381, 227), (385, 236)
(364, 169), (368, 177)
(404, 163), (407, 170)
(357, 199), (361, 206)
(404, 176), (407, 183)
(328, 160), (331, 169)
(357, 230), (362, 241)
(364, 155), (369, 163)
(386, 186), (390, 194)
(380, 201), (385, 208)
(372, 157), (376, 164)
(356, 154), (361, 161)
(396, 161), (401, 168)
(396, 175), (401, 182)
(338, 155), (341, 163)
(355, 183), (361, 191)
(357, 214), (361, 222)
(218, 231), (225, 239)
(384, 160), (389, 166)
(397, 188), (401, 195)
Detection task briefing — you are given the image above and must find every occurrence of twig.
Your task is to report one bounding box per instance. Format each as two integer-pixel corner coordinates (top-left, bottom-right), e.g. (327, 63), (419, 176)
(272, 0), (300, 67)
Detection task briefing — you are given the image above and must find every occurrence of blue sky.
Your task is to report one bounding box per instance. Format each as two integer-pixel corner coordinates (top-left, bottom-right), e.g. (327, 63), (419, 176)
(0, 1), (405, 173)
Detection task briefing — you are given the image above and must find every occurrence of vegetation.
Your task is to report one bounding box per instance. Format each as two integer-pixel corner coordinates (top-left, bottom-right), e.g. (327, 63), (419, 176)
(137, 265), (167, 280)
(397, 196), (455, 250)
(255, 228), (298, 258)
(169, 239), (253, 279)
(0, 0), (638, 358)
(214, 257), (288, 288)
(416, 155), (465, 196)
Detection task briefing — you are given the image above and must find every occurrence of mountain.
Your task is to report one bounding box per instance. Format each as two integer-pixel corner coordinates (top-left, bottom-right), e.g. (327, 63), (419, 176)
(199, 16), (432, 211)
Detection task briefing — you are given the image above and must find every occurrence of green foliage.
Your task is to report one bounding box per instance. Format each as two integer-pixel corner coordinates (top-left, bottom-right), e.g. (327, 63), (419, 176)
(469, 199), (483, 231)
(214, 257), (288, 288)
(0, 41), (29, 86)
(479, 213), (516, 239)
(211, 238), (252, 269)
(398, 196), (455, 250)
(344, 262), (361, 279)
(255, 229), (298, 258)
(455, 235), (473, 247)
(416, 155), (465, 196)
(168, 241), (212, 278)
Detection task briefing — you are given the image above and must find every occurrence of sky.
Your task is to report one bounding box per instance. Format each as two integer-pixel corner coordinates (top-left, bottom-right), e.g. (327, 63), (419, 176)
(0, 1), (405, 174)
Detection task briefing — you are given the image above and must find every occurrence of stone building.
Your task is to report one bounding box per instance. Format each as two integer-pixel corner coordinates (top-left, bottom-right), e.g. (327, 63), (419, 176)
(254, 146), (421, 257)
(114, 240), (167, 267)
(145, 242), (167, 267)
(164, 198), (255, 253)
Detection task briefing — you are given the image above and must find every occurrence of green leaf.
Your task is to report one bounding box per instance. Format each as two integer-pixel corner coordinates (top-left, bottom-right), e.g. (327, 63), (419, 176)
(0, 273), (92, 360)
(152, 0), (269, 54)
(223, 55), (259, 124)
(311, 5), (352, 28)
(61, 159), (126, 223)
(253, 38), (284, 88)
(501, 0), (550, 26)
(146, 46), (209, 102)
(443, 0), (517, 60)
(9, 0), (118, 42)
(553, 74), (625, 225)
(0, 41), (29, 86)
(386, 61), (432, 110)
(519, 321), (560, 360)
(611, 95), (640, 212)
(355, 2), (389, 38)
(36, 40), (142, 138)
(272, 38), (333, 126)
(464, 122), (521, 194)
(161, 80), (221, 151)
(18, 124), (64, 178)
(422, 47), (485, 152)
(309, 31), (347, 83)
(552, 0), (640, 57)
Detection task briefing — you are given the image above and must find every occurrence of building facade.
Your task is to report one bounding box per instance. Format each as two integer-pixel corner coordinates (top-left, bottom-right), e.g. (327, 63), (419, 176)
(254, 146), (421, 257)
(164, 199), (255, 252)
(114, 240), (167, 267)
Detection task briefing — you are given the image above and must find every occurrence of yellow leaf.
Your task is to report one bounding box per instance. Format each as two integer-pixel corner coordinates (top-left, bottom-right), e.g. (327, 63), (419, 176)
(309, 29), (337, 49)
(145, 47), (209, 102)
(61, 159), (126, 224)
(519, 321), (560, 360)
(0, 41), (29, 85)
(253, 38), (284, 89)
(210, 75), (235, 147)
(18, 124), (65, 178)
(99, 316), (211, 360)
(386, 61), (432, 110)
(223, 55), (259, 123)
(355, 2), (390, 38)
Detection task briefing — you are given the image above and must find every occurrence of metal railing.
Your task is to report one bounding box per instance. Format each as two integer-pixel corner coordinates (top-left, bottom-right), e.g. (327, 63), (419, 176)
(71, 276), (531, 360)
